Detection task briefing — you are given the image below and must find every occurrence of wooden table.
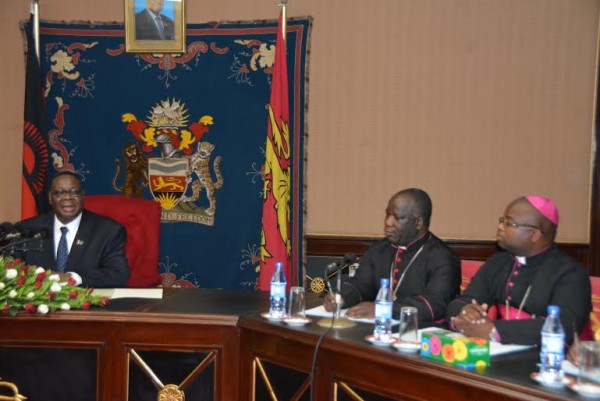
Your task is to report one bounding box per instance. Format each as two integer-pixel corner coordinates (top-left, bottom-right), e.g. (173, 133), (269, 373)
(0, 288), (588, 401)
(239, 313), (583, 401)
(0, 288), (269, 401)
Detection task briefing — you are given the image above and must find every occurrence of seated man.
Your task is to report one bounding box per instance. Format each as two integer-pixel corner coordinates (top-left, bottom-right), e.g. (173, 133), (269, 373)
(324, 188), (461, 325)
(17, 171), (130, 288)
(446, 195), (591, 345)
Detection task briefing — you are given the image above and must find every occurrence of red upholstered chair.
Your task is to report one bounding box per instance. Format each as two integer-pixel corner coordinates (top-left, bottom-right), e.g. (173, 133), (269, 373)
(84, 195), (161, 287)
(460, 259), (484, 293)
(579, 276), (600, 341)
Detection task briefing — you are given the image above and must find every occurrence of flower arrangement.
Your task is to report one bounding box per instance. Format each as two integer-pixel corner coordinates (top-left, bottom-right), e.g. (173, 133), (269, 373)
(0, 256), (109, 316)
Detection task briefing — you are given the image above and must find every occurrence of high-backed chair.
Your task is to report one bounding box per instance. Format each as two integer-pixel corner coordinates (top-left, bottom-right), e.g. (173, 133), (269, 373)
(85, 195), (161, 287)
(579, 276), (600, 341)
(460, 259), (484, 293)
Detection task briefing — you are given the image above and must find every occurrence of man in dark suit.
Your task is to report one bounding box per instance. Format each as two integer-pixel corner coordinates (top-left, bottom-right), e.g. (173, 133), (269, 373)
(135, 0), (175, 40)
(18, 171), (130, 288)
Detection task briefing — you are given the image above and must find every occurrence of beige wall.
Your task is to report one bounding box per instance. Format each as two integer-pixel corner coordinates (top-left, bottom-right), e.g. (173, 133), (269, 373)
(1, 0), (598, 243)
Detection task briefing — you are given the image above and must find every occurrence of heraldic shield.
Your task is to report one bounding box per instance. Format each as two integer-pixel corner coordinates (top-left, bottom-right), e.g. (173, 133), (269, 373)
(149, 158), (188, 210)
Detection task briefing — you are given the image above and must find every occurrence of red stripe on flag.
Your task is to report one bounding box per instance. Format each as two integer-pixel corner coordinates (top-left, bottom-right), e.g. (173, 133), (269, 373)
(259, 12), (292, 291)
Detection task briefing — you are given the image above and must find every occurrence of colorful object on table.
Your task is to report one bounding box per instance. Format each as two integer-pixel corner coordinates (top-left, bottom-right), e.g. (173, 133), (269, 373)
(421, 329), (490, 370)
(0, 256), (109, 316)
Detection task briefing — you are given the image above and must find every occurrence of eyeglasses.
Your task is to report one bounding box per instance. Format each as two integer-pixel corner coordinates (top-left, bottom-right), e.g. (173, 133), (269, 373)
(51, 189), (83, 199)
(498, 216), (539, 230)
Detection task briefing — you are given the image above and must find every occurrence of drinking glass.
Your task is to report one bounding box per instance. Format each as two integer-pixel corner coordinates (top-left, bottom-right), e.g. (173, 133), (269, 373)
(288, 286), (306, 319)
(578, 341), (600, 395)
(398, 306), (419, 345)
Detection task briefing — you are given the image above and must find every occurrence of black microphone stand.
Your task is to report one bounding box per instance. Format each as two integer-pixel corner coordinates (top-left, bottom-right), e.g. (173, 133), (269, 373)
(317, 262), (356, 329)
(0, 237), (44, 256)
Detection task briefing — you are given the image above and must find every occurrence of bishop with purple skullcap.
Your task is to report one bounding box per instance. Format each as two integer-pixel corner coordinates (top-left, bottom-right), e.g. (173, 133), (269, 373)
(524, 195), (559, 226)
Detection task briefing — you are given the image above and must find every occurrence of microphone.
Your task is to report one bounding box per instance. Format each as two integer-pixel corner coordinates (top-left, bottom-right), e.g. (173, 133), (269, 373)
(0, 222), (19, 241)
(22, 228), (48, 239)
(31, 229), (48, 239)
(0, 229), (46, 255)
(325, 253), (357, 275)
(318, 253), (358, 329)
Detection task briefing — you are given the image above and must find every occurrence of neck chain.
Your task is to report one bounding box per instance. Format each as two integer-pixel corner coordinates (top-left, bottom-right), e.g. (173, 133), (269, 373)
(389, 236), (429, 301)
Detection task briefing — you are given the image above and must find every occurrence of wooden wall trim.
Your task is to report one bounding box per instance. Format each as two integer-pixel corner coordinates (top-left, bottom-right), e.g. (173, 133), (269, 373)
(305, 235), (591, 273)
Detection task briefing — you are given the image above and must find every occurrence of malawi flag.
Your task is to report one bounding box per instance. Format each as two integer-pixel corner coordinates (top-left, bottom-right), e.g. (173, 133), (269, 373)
(259, 11), (292, 290)
(21, 15), (49, 220)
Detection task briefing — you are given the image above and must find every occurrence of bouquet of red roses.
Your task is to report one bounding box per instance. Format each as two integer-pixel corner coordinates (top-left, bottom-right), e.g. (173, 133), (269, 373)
(0, 256), (109, 316)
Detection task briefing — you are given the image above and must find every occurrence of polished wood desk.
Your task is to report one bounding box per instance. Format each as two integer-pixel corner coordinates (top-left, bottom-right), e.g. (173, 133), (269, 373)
(0, 289), (588, 401)
(0, 288), (269, 401)
(239, 314), (583, 401)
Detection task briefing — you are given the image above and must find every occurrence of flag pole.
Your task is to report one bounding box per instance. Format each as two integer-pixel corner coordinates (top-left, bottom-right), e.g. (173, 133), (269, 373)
(279, 0), (288, 42)
(31, 0), (40, 62)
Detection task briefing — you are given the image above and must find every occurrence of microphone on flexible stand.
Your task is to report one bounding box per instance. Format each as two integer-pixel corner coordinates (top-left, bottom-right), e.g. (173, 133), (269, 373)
(0, 228), (47, 255)
(0, 222), (19, 242)
(317, 254), (358, 328)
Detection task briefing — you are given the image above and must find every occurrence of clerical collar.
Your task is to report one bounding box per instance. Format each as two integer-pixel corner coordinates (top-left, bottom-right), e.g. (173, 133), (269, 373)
(513, 244), (554, 265)
(391, 231), (429, 252)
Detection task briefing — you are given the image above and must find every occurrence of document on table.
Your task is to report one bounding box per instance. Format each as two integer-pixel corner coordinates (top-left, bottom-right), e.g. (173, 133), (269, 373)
(93, 288), (163, 299)
(306, 305), (400, 325)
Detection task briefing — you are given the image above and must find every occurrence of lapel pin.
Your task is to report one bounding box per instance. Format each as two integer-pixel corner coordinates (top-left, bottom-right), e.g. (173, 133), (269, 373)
(76, 240), (84, 246)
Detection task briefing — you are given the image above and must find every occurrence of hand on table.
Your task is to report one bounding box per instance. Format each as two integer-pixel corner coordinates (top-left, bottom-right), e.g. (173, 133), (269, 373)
(345, 302), (375, 320)
(451, 300), (494, 339)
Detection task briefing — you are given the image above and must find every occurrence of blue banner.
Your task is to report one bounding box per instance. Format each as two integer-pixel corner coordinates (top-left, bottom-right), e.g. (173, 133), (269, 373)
(33, 18), (310, 290)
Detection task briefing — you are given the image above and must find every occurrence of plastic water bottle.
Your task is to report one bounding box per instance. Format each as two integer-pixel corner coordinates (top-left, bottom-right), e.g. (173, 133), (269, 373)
(269, 262), (287, 318)
(540, 305), (565, 384)
(374, 278), (393, 342)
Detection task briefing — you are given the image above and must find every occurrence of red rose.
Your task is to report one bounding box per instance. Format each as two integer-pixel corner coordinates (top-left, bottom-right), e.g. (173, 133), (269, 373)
(35, 281), (42, 289)
(16, 277), (26, 286)
(68, 277), (76, 286)
(68, 291), (78, 299)
(82, 301), (91, 310)
(36, 272), (47, 281)
(24, 303), (37, 313)
(47, 292), (55, 300)
(1, 304), (10, 315)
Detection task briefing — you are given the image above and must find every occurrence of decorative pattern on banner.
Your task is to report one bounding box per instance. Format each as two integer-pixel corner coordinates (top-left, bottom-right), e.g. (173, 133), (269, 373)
(31, 18), (310, 290)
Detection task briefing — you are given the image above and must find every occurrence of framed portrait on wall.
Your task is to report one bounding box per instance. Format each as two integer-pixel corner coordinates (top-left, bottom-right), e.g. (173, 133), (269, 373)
(125, 0), (186, 53)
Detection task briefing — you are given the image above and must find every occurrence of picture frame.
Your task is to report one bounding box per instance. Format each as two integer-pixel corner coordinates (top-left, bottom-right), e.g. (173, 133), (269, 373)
(125, 0), (186, 53)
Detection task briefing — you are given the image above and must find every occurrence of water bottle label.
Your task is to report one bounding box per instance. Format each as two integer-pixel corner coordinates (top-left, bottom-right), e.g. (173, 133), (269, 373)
(543, 336), (564, 353)
(271, 283), (286, 298)
(375, 302), (392, 320)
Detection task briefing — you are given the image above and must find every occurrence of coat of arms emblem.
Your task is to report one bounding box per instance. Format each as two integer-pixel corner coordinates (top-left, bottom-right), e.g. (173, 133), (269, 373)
(121, 98), (223, 226)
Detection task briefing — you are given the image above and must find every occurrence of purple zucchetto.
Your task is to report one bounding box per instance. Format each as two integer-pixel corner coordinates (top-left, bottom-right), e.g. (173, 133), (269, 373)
(525, 195), (559, 226)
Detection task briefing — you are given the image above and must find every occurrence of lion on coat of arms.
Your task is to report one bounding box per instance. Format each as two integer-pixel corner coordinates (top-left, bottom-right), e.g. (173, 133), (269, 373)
(113, 142), (148, 198)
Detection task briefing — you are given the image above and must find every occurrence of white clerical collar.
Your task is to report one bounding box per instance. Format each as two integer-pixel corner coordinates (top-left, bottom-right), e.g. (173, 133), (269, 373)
(515, 256), (527, 265)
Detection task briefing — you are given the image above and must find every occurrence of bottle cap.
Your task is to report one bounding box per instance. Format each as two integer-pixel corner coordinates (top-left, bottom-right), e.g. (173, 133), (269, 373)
(275, 262), (283, 269)
(547, 305), (560, 315)
(380, 278), (390, 286)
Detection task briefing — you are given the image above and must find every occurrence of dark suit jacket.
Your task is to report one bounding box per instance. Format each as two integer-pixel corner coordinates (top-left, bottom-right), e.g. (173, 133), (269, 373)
(135, 9), (175, 40)
(18, 210), (130, 288)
